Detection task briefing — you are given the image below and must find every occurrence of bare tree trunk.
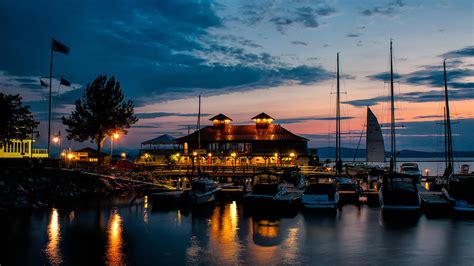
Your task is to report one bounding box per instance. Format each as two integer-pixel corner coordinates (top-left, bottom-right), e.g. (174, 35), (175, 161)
(97, 138), (102, 166)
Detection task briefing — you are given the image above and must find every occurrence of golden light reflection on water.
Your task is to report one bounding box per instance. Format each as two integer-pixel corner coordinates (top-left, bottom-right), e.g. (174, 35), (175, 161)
(45, 208), (63, 265)
(206, 201), (241, 264)
(143, 195), (149, 224)
(106, 210), (125, 265)
(177, 209), (181, 226)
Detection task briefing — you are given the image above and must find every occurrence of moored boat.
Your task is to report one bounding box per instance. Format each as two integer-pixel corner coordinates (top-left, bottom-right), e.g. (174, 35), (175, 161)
(442, 174), (474, 213)
(243, 172), (301, 213)
(379, 173), (421, 212)
(189, 178), (221, 205)
(302, 174), (340, 210)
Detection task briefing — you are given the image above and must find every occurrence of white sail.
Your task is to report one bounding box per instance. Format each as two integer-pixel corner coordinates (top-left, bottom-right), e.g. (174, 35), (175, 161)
(366, 107), (385, 162)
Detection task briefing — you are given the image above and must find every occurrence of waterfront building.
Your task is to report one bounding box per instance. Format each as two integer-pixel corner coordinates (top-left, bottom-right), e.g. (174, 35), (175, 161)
(66, 147), (111, 163)
(170, 113), (310, 166)
(0, 139), (48, 159)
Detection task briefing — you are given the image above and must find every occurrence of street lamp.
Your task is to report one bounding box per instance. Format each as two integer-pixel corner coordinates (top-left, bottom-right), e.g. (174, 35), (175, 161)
(110, 132), (120, 164)
(121, 152), (126, 159)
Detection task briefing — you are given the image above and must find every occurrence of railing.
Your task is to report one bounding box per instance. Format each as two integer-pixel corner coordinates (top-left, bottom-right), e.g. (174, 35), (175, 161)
(32, 148), (48, 154)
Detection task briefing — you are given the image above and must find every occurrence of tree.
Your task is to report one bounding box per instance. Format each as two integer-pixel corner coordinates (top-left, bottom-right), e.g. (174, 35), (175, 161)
(0, 93), (39, 146)
(62, 75), (138, 165)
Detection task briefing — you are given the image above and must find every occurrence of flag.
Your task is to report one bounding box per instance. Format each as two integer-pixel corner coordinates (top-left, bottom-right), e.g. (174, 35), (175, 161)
(40, 79), (48, 87)
(52, 39), (70, 54)
(60, 77), (71, 86)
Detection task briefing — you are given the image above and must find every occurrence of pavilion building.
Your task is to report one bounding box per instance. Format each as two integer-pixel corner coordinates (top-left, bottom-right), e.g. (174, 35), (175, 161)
(173, 113), (309, 166)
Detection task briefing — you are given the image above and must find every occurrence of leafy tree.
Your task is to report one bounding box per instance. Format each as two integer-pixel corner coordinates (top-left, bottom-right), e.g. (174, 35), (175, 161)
(0, 93), (39, 146)
(62, 75), (138, 164)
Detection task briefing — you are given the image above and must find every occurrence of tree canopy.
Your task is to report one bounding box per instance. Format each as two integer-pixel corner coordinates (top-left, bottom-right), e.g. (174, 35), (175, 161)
(62, 75), (138, 164)
(0, 93), (39, 146)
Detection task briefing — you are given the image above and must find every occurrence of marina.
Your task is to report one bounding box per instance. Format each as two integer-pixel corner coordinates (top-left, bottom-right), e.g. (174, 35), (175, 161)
(1, 1), (473, 265)
(4, 194), (474, 265)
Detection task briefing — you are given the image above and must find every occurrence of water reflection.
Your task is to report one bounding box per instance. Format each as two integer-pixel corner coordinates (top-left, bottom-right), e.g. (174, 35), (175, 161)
(207, 201), (241, 264)
(105, 210), (125, 265)
(45, 208), (63, 265)
(252, 219), (281, 247)
(143, 195), (149, 224)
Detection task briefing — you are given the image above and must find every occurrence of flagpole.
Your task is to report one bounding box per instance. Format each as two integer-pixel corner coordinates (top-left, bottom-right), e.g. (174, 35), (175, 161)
(48, 41), (54, 158)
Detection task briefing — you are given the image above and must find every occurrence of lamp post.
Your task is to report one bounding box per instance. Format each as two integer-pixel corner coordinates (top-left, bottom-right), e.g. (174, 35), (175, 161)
(289, 152), (295, 166)
(110, 132), (120, 164)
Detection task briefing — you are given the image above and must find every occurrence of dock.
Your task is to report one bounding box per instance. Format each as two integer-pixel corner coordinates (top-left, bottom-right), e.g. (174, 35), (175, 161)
(419, 191), (451, 216)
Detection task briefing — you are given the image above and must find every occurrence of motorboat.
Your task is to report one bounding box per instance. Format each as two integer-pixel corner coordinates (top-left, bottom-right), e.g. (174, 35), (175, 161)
(400, 163), (422, 183)
(189, 178), (221, 205)
(302, 174), (340, 210)
(442, 174), (474, 213)
(243, 172), (301, 213)
(379, 173), (421, 212)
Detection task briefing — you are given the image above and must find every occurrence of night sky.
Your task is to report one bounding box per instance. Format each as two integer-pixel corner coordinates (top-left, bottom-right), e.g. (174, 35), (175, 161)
(1, 0), (472, 152)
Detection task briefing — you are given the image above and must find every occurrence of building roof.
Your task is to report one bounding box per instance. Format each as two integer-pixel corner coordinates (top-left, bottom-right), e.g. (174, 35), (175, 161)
(209, 113), (232, 121)
(74, 147), (109, 157)
(141, 134), (176, 145)
(174, 124), (308, 142)
(252, 112), (274, 120)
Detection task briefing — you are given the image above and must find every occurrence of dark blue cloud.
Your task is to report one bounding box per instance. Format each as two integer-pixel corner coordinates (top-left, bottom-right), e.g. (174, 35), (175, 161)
(291, 41), (308, 46)
(1, 0), (334, 114)
(360, 0), (406, 17)
(277, 116), (354, 124)
(441, 46), (474, 58)
(136, 112), (212, 119)
(347, 52), (474, 107)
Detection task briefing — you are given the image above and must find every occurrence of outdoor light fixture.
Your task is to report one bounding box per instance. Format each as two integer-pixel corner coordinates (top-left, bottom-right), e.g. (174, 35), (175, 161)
(290, 152), (295, 158)
(121, 152), (126, 159)
(113, 132), (120, 140)
(274, 153), (278, 157)
(208, 153), (212, 157)
(176, 153), (180, 157)
(193, 152), (197, 156)
(52, 136), (59, 143)
(231, 152), (236, 157)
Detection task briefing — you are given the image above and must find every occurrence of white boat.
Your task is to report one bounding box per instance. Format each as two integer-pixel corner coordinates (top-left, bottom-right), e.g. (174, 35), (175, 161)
(442, 174), (474, 212)
(302, 175), (340, 210)
(189, 178), (221, 205)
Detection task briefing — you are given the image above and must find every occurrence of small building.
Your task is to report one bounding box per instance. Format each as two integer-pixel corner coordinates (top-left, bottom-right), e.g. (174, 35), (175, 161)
(0, 139), (48, 159)
(173, 113), (309, 166)
(66, 147), (111, 163)
(137, 134), (179, 164)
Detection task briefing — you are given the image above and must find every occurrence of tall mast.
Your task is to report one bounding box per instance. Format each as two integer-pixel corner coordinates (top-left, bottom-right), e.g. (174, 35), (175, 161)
(389, 40), (396, 173)
(335, 53), (342, 173)
(443, 60), (453, 176)
(197, 95), (202, 172)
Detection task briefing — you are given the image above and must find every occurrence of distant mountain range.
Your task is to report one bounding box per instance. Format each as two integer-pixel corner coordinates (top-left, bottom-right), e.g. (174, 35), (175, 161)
(316, 147), (474, 159)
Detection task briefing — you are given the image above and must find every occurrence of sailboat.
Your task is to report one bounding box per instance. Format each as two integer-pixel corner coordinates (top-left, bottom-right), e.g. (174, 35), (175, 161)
(439, 60), (474, 212)
(378, 40), (421, 213)
(346, 106), (386, 177)
(189, 95), (221, 205)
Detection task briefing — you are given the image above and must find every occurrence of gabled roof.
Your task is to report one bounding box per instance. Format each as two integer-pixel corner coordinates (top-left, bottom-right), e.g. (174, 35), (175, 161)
(174, 124), (308, 142)
(209, 113), (233, 121)
(74, 147), (109, 157)
(141, 134), (176, 145)
(252, 112), (274, 120)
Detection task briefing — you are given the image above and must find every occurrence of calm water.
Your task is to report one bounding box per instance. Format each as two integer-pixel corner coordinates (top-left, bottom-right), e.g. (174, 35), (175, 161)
(4, 193), (474, 266)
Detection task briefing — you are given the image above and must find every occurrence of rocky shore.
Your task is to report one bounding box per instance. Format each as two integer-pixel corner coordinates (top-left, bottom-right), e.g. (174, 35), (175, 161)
(0, 163), (137, 210)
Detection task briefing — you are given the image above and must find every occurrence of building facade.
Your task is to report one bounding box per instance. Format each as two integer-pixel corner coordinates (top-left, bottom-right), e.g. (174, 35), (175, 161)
(0, 139), (48, 159)
(173, 113), (309, 166)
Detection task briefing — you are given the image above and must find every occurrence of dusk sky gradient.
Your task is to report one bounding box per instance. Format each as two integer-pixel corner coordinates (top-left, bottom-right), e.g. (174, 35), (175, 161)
(1, 0), (473, 152)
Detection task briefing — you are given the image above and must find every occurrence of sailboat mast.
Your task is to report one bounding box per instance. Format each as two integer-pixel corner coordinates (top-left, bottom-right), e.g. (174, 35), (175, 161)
(197, 95), (202, 170)
(443, 60), (453, 175)
(336, 53), (341, 165)
(389, 40), (396, 172)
